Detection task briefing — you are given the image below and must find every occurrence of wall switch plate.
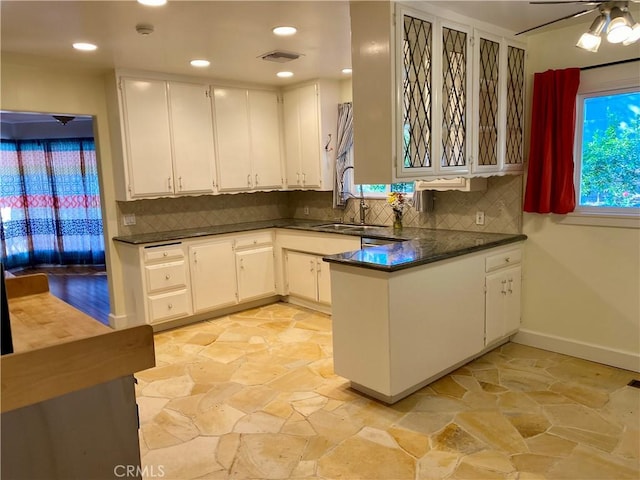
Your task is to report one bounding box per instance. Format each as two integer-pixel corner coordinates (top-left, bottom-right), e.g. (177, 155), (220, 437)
(475, 211), (485, 225)
(303, 206), (310, 216)
(122, 213), (136, 226)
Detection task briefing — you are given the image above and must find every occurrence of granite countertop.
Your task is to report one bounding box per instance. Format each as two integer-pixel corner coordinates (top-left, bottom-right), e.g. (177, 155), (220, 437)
(323, 229), (527, 272)
(113, 218), (526, 272)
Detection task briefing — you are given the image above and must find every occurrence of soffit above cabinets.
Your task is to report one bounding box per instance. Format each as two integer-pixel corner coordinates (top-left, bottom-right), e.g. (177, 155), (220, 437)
(2, 1), (634, 87)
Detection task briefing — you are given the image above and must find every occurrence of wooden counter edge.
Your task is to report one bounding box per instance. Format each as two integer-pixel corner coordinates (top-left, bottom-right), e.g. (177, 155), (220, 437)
(1, 324), (155, 413)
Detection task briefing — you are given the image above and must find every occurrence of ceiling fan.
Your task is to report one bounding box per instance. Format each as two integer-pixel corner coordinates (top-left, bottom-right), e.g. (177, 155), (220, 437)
(517, 0), (640, 51)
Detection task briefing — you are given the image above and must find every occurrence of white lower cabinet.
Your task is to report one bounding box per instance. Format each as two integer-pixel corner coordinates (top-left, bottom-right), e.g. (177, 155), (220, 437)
(234, 231), (276, 302)
(285, 252), (341, 305)
(148, 290), (191, 322)
(189, 239), (237, 313)
(317, 259), (332, 305)
(485, 250), (522, 346)
(116, 242), (193, 325)
(286, 251), (319, 302)
(330, 241), (524, 404)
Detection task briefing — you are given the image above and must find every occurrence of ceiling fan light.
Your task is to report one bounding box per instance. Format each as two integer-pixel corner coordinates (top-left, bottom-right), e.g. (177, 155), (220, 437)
(607, 7), (632, 43)
(622, 22), (640, 45)
(577, 32), (602, 52)
(607, 23), (632, 43)
(588, 13), (607, 36)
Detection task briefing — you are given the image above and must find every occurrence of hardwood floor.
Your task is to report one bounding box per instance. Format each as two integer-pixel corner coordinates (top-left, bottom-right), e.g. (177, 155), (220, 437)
(9, 266), (110, 326)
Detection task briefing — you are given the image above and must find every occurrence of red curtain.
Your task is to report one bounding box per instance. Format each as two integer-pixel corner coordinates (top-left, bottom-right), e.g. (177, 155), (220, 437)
(524, 68), (581, 214)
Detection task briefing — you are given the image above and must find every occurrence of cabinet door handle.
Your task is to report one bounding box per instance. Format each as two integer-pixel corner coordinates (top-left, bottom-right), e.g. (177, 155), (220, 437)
(302, 172), (306, 185)
(508, 278), (513, 294)
(255, 174), (259, 186)
(168, 177), (172, 191)
(310, 260), (315, 272)
(240, 258), (244, 270)
(179, 176), (183, 190)
(247, 174), (252, 187)
(296, 172), (300, 184)
(501, 279), (507, 295)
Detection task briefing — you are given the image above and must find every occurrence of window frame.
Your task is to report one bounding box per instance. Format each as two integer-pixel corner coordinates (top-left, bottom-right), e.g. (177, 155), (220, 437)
(558, 77), (639, 229)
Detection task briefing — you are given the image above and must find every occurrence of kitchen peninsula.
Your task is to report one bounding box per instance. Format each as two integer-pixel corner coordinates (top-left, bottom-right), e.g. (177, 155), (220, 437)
(324, 230), (526, 403)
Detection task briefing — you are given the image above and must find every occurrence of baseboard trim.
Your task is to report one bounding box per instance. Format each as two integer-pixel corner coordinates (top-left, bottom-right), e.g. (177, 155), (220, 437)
(107, 313), (129, 330)
(512, 329), (640, 373)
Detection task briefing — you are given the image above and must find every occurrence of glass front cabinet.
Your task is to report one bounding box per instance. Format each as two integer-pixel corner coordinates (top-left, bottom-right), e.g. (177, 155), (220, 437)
(395, 5), (525, 180)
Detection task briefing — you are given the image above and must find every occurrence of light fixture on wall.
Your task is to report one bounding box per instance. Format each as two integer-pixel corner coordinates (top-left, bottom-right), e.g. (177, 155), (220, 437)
(577, 1), (640, 52)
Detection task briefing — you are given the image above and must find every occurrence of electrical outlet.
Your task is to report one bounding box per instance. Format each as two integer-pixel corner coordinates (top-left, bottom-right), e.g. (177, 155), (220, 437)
(303, 206), (310, 216)
(122, 213), (136, 226)
(475, 211), (485, 225)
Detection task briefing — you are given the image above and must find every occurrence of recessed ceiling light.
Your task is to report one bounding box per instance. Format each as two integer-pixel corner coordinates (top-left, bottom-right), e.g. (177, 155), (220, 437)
(272, 26), (297, 36)
(190, 59), (211, 68)
(277, 71), (294, 78)
(342, 68), (352, 75)
(72, 42), (98, 51)
(137, 0), (167, 6)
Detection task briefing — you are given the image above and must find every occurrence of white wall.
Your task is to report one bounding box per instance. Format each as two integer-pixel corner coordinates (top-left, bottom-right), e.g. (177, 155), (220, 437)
(515, 23), (640, 371)
(0, 54), (127, 326)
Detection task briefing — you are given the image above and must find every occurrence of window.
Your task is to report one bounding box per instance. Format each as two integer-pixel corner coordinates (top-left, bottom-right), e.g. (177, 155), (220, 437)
(352, 183), (414, 198)
(553, 61), (640, 227)
(569, 83), (640, 227)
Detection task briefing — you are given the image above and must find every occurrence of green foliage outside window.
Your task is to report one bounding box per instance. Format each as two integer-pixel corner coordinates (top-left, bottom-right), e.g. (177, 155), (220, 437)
(579, 91), (640, 209)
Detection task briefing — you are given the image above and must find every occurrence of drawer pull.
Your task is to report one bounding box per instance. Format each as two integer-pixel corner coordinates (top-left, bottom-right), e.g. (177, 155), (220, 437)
(168, 303), (173, 309)
(505, 257), (510, 263)
(163, 252), (168, 257)
(165, 274), (171, 280)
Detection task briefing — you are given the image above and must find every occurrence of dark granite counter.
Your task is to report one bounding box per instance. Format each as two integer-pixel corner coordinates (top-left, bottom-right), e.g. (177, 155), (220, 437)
(323, 230), (526, 272)
(112, 219), (321, 245)
(113, 219), (526, 272)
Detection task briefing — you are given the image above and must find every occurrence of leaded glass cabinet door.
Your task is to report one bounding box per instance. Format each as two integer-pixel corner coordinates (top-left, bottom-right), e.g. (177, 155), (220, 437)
(504, 42), (526, 172)
(473, 31), (502, 174)
(397, 7), (434, 178)
(439, 21), (472, 175)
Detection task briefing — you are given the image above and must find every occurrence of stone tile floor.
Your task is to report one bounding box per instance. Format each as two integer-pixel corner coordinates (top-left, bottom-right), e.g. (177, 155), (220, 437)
(135, 303), (639, 479)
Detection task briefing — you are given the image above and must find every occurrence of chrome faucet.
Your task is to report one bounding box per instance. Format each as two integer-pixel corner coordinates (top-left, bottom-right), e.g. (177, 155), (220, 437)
(338, 165), (354, 206)
(358, 185), (369, 224)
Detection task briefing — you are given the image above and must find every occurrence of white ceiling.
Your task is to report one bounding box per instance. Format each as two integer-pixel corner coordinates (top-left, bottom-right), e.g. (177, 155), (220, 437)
(1, 0), (612, 89)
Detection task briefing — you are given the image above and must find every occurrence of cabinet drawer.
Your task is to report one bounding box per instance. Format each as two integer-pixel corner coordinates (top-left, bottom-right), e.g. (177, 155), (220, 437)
(144, 246), (184, 263)
(148, 290), (190, 322)
(234, 232), (273, 249)
(145, 261), (187, 293)
(485, 249), (522, 272)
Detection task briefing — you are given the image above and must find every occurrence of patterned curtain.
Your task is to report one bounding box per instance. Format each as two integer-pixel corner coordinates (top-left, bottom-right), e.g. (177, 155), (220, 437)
(0, 138), (104, 269)
(333, 102), (354, 208)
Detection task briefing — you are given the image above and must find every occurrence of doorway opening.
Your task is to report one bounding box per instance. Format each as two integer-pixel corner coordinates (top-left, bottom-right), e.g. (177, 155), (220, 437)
(0, 111), (110, 324)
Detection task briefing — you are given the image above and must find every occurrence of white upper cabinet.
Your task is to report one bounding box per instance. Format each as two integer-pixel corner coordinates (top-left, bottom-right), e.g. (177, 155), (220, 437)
(472, 31), (526, 175)
(213, 87), (283, 192)
(283, 80), (339, 190)
(169, 82), (217, 194)
(350, 2), (525, 184)
(119, 78), (174, 198)
(212, 87), (252, 191)
(248, 90), (283, 190)
(117, 77), (216, 199)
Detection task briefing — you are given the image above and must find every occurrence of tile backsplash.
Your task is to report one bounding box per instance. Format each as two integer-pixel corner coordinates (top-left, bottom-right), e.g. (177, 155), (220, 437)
(289, 175), (523, 234)
(116, 175), (523, 236)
